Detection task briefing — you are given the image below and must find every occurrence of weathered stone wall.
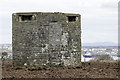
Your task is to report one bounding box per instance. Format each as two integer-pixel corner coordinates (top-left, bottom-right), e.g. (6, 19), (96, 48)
(12, 12), (81, 67)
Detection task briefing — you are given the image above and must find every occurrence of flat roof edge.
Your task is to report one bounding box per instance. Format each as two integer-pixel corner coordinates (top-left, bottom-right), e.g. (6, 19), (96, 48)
(12, 12), (80, 16)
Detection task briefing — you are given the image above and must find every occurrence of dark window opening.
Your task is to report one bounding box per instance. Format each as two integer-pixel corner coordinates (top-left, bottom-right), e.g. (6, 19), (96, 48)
(51, 21), (57, 23)
(67, 16), (76, 22)
(19, 15), (34, 21)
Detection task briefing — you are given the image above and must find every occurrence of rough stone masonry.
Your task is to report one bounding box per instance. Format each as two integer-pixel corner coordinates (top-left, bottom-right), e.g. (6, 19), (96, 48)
(12, 12), (81, 67)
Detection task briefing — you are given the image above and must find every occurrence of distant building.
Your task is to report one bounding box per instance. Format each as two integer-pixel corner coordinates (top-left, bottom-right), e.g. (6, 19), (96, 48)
(12, 12), (81, 67)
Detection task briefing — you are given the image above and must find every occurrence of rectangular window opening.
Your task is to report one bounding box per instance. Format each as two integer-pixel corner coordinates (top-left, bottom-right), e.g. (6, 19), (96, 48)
(67, 16), (76, 22)
(19, 15), (35, 21)
(51, 21), (58, 23)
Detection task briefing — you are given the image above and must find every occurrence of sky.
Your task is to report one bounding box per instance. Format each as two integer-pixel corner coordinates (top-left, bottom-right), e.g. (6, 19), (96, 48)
(0, 0), (119, 44)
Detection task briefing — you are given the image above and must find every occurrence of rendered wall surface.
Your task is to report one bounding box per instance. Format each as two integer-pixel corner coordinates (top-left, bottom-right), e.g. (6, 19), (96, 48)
(12, 12), (81, 67)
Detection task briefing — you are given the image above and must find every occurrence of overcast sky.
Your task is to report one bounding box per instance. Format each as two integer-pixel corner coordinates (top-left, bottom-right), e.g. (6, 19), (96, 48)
(0, 0), (119, 44)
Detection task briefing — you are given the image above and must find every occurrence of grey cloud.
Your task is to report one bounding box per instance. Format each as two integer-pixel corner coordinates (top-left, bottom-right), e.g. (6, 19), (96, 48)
(101, 2), (117, 8)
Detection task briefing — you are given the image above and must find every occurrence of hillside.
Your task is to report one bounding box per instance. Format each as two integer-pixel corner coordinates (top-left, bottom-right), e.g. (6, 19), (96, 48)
(2, 61), (119, 78)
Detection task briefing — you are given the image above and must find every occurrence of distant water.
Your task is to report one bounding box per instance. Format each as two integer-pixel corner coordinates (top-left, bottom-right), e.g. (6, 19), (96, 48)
(81, 55), (119, 62)
(81, 55), (93, 62)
